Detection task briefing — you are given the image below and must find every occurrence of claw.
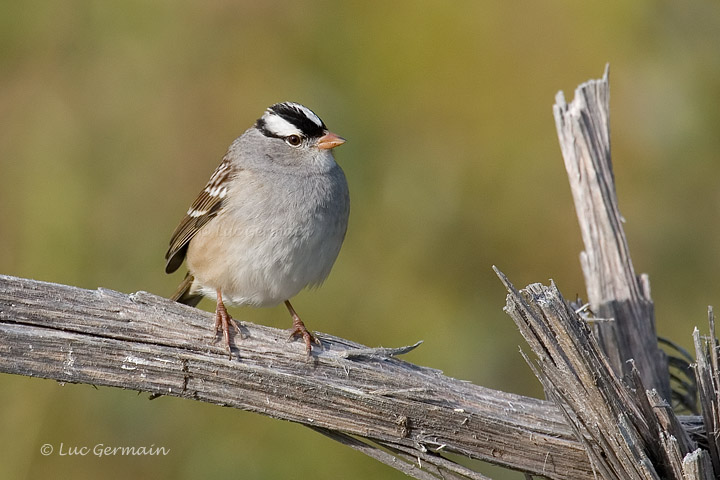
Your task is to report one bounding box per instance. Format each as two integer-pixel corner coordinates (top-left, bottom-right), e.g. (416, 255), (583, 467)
(284, 300), (320, 355)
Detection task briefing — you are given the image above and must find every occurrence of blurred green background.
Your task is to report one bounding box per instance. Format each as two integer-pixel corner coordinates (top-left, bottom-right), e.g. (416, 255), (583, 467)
(1, 1), (719, 478)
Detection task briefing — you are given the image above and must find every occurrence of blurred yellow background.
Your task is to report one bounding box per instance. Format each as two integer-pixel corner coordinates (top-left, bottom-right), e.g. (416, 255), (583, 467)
(2, 1), (720, 478)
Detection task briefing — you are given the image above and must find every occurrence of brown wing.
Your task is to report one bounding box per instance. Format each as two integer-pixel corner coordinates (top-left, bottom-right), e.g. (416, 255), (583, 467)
(165, 157), (235, 273)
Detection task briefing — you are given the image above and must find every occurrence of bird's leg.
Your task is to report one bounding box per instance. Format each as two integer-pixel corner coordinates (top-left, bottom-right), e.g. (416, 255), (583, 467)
(214, 289), (241, 359)
(284, 300), (320, 355)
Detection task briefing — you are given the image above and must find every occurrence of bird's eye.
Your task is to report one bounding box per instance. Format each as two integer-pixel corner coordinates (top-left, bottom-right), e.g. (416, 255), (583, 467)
(286, 134), (302, 147)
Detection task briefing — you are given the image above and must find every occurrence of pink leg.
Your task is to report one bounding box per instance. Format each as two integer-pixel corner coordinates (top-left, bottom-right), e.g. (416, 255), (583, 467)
(214, 289), (240, 359)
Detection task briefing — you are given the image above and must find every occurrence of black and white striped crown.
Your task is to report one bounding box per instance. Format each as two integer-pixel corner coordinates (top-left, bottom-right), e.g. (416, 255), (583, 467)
(255, 102), (327, 140)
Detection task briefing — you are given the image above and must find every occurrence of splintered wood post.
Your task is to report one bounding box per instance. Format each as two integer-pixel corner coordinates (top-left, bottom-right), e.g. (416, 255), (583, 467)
(553, 65), (670, 400)
(496, 268), (712, 480)
(693, 308), (720, 475)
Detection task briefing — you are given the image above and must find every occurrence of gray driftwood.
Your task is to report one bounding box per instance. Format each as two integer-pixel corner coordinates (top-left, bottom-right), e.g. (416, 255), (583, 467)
(693, 308), (720, 477)
(554, 65), (670, 400)
(498, 271), (711, 480)
(1, 273), (589, 480)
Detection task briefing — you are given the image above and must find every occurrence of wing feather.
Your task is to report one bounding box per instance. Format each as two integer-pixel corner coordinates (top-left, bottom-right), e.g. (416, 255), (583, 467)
(165, 157), (236, 273)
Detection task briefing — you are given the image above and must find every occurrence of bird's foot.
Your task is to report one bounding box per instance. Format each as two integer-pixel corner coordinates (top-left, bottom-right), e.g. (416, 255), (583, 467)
(284, 300), (321, 355)
(287, 318), (321, 355)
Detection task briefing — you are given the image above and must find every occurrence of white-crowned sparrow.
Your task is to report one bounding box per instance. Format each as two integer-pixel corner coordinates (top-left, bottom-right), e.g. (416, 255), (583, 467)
(165, 102), (349, 357)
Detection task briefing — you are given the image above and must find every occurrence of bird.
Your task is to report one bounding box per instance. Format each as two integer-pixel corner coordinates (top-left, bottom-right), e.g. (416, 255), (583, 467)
(165, 102), (349, 358)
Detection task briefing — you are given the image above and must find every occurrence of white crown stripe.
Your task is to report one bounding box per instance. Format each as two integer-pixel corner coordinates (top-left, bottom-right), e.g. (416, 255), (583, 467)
(291, 103), (323, 128)
(263, 113), (303, 137)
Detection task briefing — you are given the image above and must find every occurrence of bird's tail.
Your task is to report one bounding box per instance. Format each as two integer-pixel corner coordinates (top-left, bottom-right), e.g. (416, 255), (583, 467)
(171, 273), (203, 307)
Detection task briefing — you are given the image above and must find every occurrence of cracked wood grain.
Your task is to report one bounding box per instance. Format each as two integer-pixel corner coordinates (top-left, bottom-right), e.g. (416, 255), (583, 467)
(553, 65), (670, 399)
(0, 273), (589, 480)
(497, 269), (711, 480)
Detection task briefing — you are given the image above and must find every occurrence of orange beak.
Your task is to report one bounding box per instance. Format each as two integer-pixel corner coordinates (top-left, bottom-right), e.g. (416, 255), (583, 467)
(317, 131), (346, 150)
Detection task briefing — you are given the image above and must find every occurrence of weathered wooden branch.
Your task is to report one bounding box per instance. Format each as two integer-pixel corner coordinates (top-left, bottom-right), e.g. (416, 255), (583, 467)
(508, 65), (718, 479)
(693, 308), (720, 476)
(1, 273), (594, 480)
(498, 270), (711, 479)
